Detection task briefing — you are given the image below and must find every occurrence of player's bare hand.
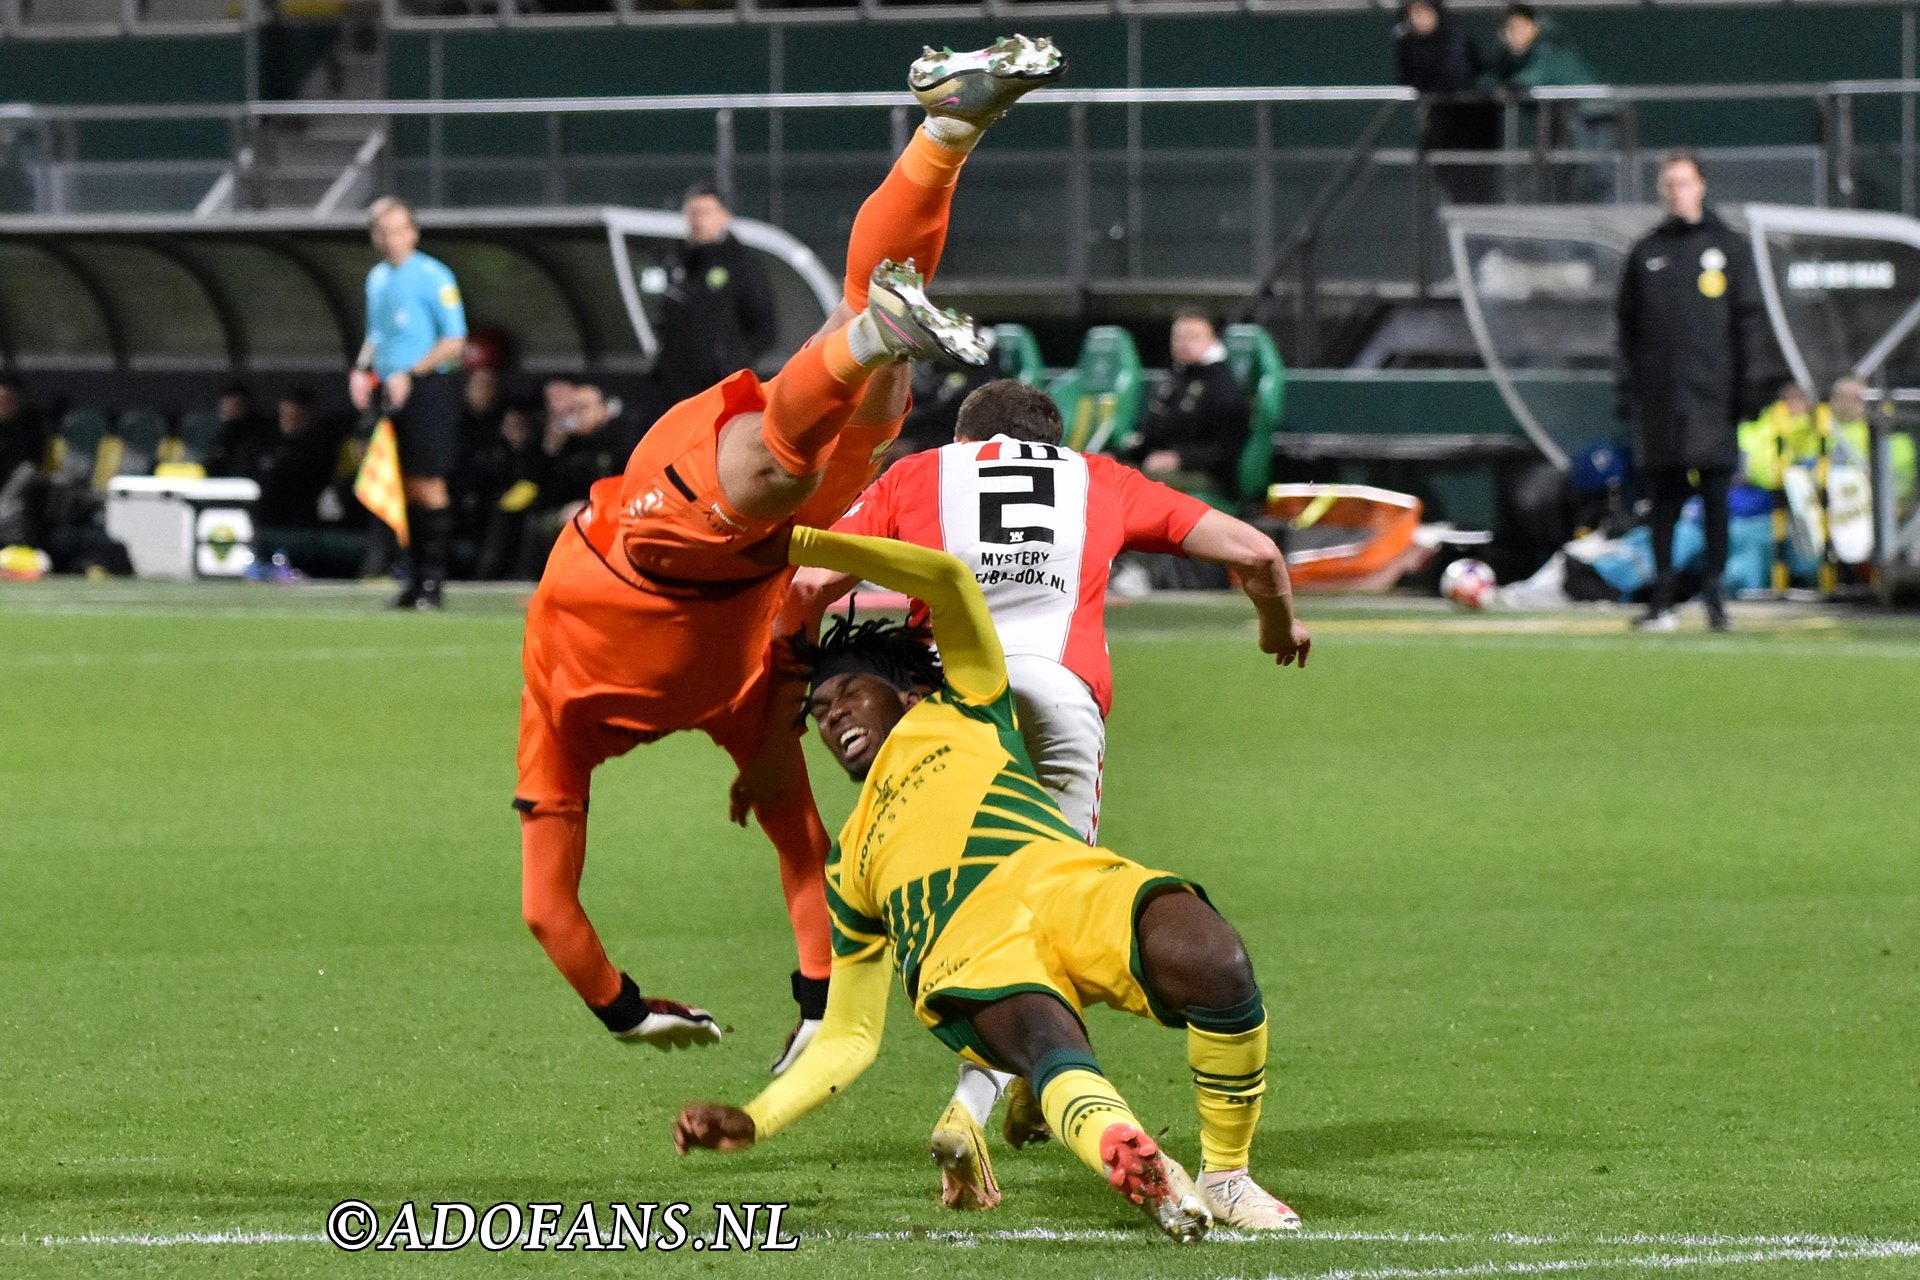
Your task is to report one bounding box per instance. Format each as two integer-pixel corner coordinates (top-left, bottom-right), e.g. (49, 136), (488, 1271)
(674, 1104), (756, 1153)
(1261, 617), (1312, 668)
(384, 370), (413, 410)
(348, 369), (377, 413)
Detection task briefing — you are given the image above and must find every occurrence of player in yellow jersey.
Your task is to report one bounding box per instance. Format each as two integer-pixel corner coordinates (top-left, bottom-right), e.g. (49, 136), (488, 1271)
(674, 527), (1304, 1240)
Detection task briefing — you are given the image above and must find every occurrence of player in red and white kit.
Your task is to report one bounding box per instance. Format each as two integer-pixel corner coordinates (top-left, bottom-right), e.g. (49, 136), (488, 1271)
(775, 378), (1310, 1211)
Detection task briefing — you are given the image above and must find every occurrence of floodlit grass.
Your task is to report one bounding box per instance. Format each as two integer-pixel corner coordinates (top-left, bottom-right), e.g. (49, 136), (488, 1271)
(1, 582), (1916, 1278)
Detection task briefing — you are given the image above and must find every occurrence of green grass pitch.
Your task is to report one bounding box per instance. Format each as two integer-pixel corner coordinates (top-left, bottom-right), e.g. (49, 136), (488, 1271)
(2, 582), (1916, 1279)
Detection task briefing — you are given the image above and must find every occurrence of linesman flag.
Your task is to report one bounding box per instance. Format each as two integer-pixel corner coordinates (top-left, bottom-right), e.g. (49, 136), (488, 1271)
(354, 417), (410, 548)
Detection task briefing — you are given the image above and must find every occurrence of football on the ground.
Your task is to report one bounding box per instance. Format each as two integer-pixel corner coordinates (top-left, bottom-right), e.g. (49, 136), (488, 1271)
(1441, 558), (1496, 610)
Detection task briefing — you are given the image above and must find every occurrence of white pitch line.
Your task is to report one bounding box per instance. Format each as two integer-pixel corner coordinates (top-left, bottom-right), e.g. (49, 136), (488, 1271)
(846, 1228), (1919, 1249)
(1117, 628), (1920, 661)
(1209, 1240), (1920, 1280)
(1, 643), (492, 669)
(37, 1231), (328, 1247)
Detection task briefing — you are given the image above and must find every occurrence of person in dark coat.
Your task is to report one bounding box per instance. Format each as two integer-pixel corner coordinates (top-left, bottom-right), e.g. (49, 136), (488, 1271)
(203, 381), (277, 481)
(652, 184), (778, 407)
(1121, 310), (1251, 499)
(1614, 151), (1771, 631)
(254, 389), (347, 529)
(0, 375), (49, 547)
(1394, 0), (1500, 204)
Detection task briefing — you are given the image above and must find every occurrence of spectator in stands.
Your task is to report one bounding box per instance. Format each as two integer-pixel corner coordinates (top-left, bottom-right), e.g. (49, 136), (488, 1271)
(460, 366), (505, 447)
(1828, 377), (1917, 513)
(1120, 310), (1251, 499)
(1492, 3), (1611, 197)
(511, 382), (631, 578)
(204, 381), (276, 480)
(897, 359), (997, 460)
(541, 376), (578, 438)
(0, 375), (48, 547)
(652, 183), (777, 408)
(468, 394), (543, 581)
(254, 388), (346, 529)
(1616, 150), (1770, 632)
(1737, 381), (1814, 491)
(1393, 0), (1500, 205)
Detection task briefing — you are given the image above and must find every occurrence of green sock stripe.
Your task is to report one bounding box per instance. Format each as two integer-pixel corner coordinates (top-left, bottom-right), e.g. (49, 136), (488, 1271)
(1185, 988), (1265, 1034)
(1059, 1093), (1126, 1136)
(1191, 1066), (1266, 1082)
(1193, 1079), (1265, 1097)
(1031, 1048), (1104, 1098)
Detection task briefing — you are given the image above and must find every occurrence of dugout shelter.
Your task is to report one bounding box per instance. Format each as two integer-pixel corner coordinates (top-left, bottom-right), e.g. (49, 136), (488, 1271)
(0, 205), (836, 377)
(1445, 201), (1920, 597)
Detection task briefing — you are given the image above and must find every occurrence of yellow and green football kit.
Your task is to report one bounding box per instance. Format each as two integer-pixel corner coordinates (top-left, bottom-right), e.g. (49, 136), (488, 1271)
(741, 527), (1201, 1142)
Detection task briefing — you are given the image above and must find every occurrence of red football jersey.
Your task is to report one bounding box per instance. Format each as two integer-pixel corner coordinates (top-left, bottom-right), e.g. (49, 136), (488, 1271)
(832, 436), (1210, 716)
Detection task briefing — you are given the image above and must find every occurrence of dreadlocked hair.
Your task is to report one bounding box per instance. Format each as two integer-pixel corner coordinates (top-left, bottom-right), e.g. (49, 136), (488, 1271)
(791, 610), (943, 720)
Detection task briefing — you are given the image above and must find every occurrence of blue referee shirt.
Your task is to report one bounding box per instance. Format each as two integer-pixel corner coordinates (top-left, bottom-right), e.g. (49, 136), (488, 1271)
(364, 251), (468, 378)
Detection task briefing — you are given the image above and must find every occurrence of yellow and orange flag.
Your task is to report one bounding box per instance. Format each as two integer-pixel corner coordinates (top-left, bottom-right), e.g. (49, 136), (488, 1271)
(353, 417), (410, 548)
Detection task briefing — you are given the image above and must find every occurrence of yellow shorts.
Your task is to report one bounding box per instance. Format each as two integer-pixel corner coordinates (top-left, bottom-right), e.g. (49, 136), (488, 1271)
(911, 839), (1204, 1069)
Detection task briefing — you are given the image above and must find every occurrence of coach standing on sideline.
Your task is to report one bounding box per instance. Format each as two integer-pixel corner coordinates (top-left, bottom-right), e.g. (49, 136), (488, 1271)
(1615, 151), (1768, 633)
(350, 196), (468, 610)
(652, 184), (776, 409)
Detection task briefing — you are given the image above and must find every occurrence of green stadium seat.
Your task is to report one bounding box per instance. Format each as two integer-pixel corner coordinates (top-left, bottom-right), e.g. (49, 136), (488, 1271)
(1049, 325), (1144, 455)
(165, 409), (223, 467)
(1223, 323), (1287, 503)
(990, 323), (1046, 387)
(53, 408), (111, 488)
(114, 409), (168, 477)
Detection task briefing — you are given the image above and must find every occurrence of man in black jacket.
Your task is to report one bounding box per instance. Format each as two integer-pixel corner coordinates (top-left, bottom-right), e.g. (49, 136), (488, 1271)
(653, 184), (778, 407)
(1123, 311), (1251, 501)
(1394, 0), (1500, 204)
(0, 375), (48, 547)
(1615, 151), (1771, 631)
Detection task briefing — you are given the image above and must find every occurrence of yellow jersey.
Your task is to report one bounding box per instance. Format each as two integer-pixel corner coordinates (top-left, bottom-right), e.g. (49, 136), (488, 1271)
(744, 526), (1081, 1138)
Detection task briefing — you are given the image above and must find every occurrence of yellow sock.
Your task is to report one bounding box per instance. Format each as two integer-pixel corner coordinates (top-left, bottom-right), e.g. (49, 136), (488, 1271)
(1188, 1002), (1268, 1173)
(1033, 1049), (1142, 1178)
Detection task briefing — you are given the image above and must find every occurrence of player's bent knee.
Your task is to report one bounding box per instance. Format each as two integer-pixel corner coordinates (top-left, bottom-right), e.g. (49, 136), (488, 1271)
(1137, 890), (1259, 1015)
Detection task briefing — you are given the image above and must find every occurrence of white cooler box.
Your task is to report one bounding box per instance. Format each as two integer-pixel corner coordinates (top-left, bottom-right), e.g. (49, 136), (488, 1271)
(105, 476), (262, 580)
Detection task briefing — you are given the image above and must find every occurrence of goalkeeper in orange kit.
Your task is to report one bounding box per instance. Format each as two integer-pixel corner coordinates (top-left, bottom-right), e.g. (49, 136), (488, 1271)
(515, 37), (1067, 1069)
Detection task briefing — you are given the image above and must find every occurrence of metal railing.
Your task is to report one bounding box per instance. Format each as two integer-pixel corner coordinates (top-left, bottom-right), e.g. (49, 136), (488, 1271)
(4, 78), (1919, 334)
(4, 0), (1911, 39)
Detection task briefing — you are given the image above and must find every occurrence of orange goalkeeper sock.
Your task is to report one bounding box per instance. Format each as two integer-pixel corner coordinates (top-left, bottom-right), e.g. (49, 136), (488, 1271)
(760, 334), (872, 477)
(520, 810), (623, 1008)
(842, 130), (962, 310)
(751, 781), (833, 982)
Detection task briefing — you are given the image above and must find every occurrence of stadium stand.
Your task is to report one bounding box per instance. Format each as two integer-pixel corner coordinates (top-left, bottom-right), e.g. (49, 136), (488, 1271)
(990, 323), (1046, 388)
(4, 1), (1920, 591)
(1051, 326), (1144, 456)
(1225, 322), (1286, 507)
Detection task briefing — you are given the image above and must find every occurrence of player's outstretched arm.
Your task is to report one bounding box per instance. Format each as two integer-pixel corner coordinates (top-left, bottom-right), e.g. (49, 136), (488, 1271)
(788, 527), (1007, 702)
(675, 952), (891, 1152)
(1179, 509), (1311, 668)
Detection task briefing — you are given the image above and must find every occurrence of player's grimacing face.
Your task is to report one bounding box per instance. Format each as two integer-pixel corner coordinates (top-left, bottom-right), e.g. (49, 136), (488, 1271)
(811, 673), (916, 780)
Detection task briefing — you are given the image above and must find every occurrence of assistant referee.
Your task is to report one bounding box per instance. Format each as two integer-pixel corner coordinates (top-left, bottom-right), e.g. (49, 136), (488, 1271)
(351, 196), (467, 610)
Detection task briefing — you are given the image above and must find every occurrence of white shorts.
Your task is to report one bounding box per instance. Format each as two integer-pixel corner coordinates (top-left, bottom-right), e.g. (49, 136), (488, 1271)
(1005, 654), (1106, 843)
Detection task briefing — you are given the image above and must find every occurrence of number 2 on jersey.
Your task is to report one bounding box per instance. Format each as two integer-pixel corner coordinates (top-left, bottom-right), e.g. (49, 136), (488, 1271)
(978, 463), (1058, 545)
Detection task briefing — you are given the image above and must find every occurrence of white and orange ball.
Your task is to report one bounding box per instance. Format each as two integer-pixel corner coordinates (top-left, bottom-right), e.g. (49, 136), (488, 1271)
(1440, 558), (1496, 610)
